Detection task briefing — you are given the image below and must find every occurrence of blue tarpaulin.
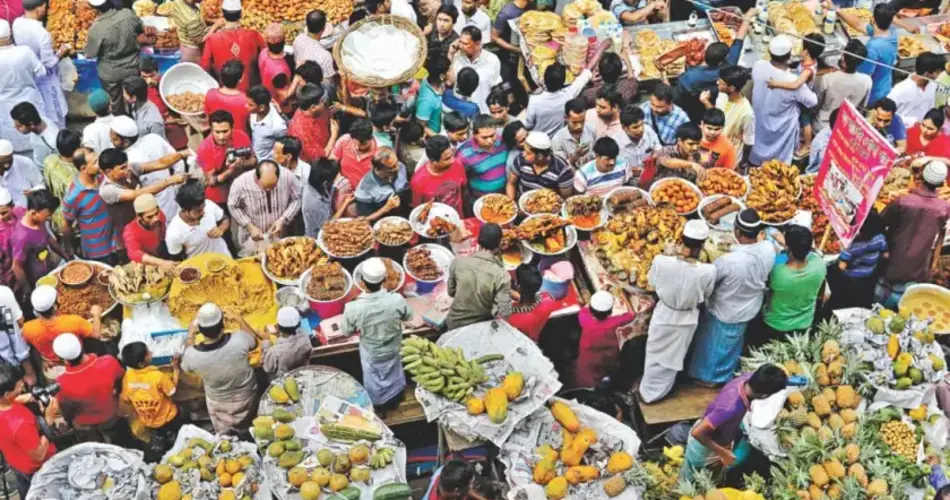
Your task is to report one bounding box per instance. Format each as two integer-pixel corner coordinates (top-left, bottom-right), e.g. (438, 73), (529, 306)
(73, 49), (181, 93)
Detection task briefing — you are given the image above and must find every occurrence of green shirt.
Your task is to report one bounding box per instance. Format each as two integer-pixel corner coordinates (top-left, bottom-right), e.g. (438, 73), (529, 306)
(42, 156), (78, 236)
(343, 290), (412, 361)
(764, 253), (827, 332)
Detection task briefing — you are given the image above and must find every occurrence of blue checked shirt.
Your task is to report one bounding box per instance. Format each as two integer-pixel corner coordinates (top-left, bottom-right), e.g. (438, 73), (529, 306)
(640, 102), (690, 146)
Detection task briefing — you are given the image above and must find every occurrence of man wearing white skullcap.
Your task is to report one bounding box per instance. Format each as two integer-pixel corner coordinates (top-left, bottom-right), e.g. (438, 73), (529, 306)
(261, 306), (311, 377)
(13, 0), (69, 130)
(0, 19), (46, 155)
(689, 208), (775, 385)
(180, 303), (267, 434)
(344, 257), (412, 410)
(51, 331), (125, 437)
(640, 219), (717, 403)
(200, 0), (266, 93)
(506, 130), (574, 199)
(573, 290), (635, 389)
(22, 284), (102, 379)
(877, 160), (950, 306)
(0, 138), (43, 209)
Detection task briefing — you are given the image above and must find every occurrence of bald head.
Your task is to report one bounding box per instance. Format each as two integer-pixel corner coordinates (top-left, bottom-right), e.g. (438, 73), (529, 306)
(256, 160), (280, 190)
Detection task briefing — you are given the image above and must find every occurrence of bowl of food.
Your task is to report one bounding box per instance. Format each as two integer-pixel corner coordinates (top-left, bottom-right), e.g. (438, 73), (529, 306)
(178, 266), (202, 284)
(698, 195), (746, 231)
(47, 261), (117, 317)
(262, 236), (326, 286)
(373, 217), (414, 247)
(649, 178), (702, 215)
(159, 62), (218, 116)
(300, 262), (352, 317)
(500, 236), (533, 271)
(409, 201), (461, 239)
(207, 258), (227, 273)
(59, 261), (94, 287)
(517, 214), (577, 256)
(403, 244), (454, 293)
(562, 194), (606, 230)
(474, 193), (518, 225)
(275, 286), (308, 311)
(698, 168), (750, 199)
(353, 258), (406, 292)
(317, 218), (375, 258)
(519, 188), (564, 215)
(603, 187), (652, 215)
(96, 270), (112, 287)
(899, 284), (950, 334)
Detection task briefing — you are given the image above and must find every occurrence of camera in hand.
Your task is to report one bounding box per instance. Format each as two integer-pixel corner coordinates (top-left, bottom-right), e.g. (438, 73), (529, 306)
(31, 382), (60, 406)
(0, 306), (14, 331)
(226, 147), (253, 164)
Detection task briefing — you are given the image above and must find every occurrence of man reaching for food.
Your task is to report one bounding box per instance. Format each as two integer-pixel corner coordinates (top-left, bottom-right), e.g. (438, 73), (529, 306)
(123, 194), (178, 270)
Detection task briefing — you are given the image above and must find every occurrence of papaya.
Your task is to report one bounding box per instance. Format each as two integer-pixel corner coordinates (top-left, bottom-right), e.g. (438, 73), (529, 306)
(284, 377), (300, 402)
(273, 408), (296, 423)
(502, 372), (524, 400)
(485, 387), (509, 424)
(565, 466), (600, 485)
(300, 482), (321, 500)
(465, 396), (485, 415)
(288, 467), (309, 487)
(269, 385), (290, 404)
(157, 482), (182, 500)
(550, 401), (580, 432)
(533, 458), (557, 485)
(278, 451), (304, 468)
(329, 473), (350, 492)
(545, 477), (568, 499)
(606, 451), (633, 474)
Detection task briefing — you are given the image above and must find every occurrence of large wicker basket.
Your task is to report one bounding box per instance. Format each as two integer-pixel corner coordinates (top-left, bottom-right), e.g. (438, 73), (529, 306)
(332, 14), (428, 88)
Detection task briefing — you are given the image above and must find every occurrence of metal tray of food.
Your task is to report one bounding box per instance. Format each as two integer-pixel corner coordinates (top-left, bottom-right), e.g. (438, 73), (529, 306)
(707, 6), (744, 46)
(624, 20), (715, 80)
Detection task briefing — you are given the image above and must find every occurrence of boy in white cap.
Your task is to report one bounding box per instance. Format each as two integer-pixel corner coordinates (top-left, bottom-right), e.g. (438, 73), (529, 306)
(344, 257), (412, 413)
(505, 130), (574, 199)
(23, 285), (102, 379)
(84, 0), (144, 114)
(573, 290), (635, 389)
(261, 306), (312, 378)
(877, 160), (950, 306)
(0, 139), (43, 208)
(200, 0), (265, 93)
(0, 19), (45, 155)
(52, 332), (125, 442)
(640, 220), (716, 403)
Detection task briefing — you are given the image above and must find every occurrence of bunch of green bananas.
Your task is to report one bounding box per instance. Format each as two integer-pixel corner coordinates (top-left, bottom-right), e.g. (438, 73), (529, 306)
(369, 447), (394, 469)
(400, 336), (503, 401)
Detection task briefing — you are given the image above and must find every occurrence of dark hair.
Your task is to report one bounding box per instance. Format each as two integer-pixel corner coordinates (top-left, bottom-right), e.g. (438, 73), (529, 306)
(565, 97), (586, 117)
(597, 52), (623, 83)
(437, 3), (459, 23)
(371, 147), (397, 172)
(139, 56), (159, 74)
(543, 62), (567, 92)
(11, 102), (41, 126)
(26, 189), (59, 212)
(620, 104), (645, 127)
(683, 234), (705, 250)
(350, 119), (374, 142)
(856, 208), (885, 241)
(425, 135), (452, 162)
(925, 107), (946, 129)
(56, 129), (82, 158)
(456, 67), (480, 97)
(502, 121), (526, 149)
(220, 60), (245, 89)
(306, 9), (327, 34)
(478, 223), (503, 251)
(472, 114), (498, 134)
(936, 484), (950, 500)
(676, 123), (702, 142)
(222, 8), (241, 22)
(704, 42), (730, 67)
(596, 85), (622, 110)
(917, 52), (945, 76)
(401, 121), (425, 144)
(271, 73), (288, 90)
(702, 108), (726, 128)
(719, 65), (750, 90)
(248, 85), (272, 107)
(124, 75), (149, 102)
(99, 148), (129, 172)
(785, 224), (813, 260)
(842, 40), (867, 73)
(298, 83), (326, 111)
(122, 341), (150, 368)
(874, 98), (897, 113)
(277, 136), (302, 161)
(828, 107), (840, 129)
(349, 7), (368, 24)
(802, 33), (825, 61)
(443, 112), (470, 133)
(514, 264), (542, 299)
(309, 158), (340, 196)
(176, 182), (206, 212)
(592, 137), (619, 159)
(371, 102), (399, 129)
(873, 2), (896, 30)
(652, 83), (674, 104)
(487, 88), (509, 109)
(297, 61), (324, 85)
(73, 147), (94, 170)
(199, 321), (224, 338)
(426, 57), (450, 84)
(748, 364), (788, 396)
(439, 460), (475, 496)
(0, 362), (21, 395)
(209, 110), (234, 126)
(460, 26), (482, 43)
(365, 0), (384, 13)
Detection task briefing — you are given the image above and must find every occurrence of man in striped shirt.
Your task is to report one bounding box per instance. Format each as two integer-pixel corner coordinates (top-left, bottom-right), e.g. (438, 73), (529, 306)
(574, 137), (628, 197)
(227, 160), (301, 254)
(62, 148), (116, 263)
(505, 131), (574, 199)
(457, 115), (507, 198)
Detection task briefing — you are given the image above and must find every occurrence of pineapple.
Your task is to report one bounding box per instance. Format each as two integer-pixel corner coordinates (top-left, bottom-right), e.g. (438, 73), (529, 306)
(806, 412), (822, 429)
(827, 413), (844, 431)
(787, 391), (806, 408)
(847, 463), (867, 487)
(674, 475), (701, 500)
(812, 394), (832, 417)
(822, 458), (845, 480)
(808, 464), (829, 488)
(839, 408), (857, 424)
(821, 339), (841, 364)
(603, 475), (626, 497)
(843, 443), (860, 465)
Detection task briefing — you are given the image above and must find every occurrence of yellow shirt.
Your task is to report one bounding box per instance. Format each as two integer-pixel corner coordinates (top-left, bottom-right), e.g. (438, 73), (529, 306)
(121, 366), (178, 428)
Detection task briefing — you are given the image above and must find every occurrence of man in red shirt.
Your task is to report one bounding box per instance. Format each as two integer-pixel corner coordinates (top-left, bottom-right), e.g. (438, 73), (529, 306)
(196, 110), (256, 206)
(0, 363), (57, 498)
(204, 60), (251, 136)
(199, 0), (265, 93)
(288, 83), (335, 164)
(507, 264), (558, 342)
(124, 193), (176, 269)
(331, 119), (378, 187)
(52, 333), (125, 441)
(410, 135), (467, 215)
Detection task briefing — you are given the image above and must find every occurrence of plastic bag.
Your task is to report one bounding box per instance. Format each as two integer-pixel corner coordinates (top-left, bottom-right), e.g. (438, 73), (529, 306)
(58, 57), (78, 92)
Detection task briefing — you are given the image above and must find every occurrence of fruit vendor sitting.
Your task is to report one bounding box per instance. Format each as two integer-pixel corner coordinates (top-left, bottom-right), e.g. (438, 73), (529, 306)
(679, 364), (787, 481)
(261, 307), (312, 378)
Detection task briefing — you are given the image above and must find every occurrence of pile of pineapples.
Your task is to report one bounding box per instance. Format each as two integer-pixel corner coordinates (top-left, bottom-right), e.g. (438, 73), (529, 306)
(673, 470), (767, 500)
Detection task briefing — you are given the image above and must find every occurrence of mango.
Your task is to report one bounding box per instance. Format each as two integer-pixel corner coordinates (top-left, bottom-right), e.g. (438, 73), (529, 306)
(268, 442), (285, 458)
(284, 377), (300, 402)
(157, 481), (182, 500)
(269, 385), (290, 404)
(485, 387), (509, 424)
(278, 451), (304, 469)
(288, 467), (309, 487)
(273, 408), (296, 423)
(300, 481), (321, 500)
(153, 464), (174, 484)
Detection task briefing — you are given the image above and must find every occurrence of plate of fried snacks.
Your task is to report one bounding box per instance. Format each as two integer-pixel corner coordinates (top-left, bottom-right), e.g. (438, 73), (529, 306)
(516, 214), (576, 255)
(474, 193), (518, 225)
(108, 262), (173, 305)
(898, 35), (929, 58)
(165, 91), (205, 114)
(649, 178), (702, 215)
(562, 194), (606, 230)
(48, 261), (116, 317)
(373, 216), (414, 246)
(302, 262), (351, 302)
(873, 166), (912, 212)
(318, 218), (374, 258)
(592, 207), (685, 290)
(698, 168), (749, 198)
(518, 188), (564, 215)
(747, 159), (801, 225)
(262, 236), (327, 285)
(354, 257), (405, 292)
(699, 194), (745, 231)
(603, 187), (652, 215)
(500, 229), (533, 270)
(839, 8), (872, 36)
(409, 201), (461, 239)
(404, 244), (454, 282)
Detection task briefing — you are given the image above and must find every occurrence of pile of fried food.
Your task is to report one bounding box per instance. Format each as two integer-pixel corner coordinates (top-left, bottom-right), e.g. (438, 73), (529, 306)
(155, 28), (180, 50)
(606, 189), (650, 214)
(48, 0), (96, 49)
(747, 160), (801, 223)
(701, 196), (741, 226)
(713, 23), (735, 46)
(426, 216), (458, 238)
(406, 247), (443, 281)
(479, 194), (517, 224)
(517, 215), (570, 253)
(321, 219), (373, 257)
(265, 237), (326, 280)
(651, 179), (700, 214)
(166, 92), (205, 114)
(565, 195), (603, 229)
(873, 167), (912, 212)
(375, 218), (413, 246)
(306, 262), (349, 301)
(699, 168), (748, 198)
(169, 264), (273, 329)
(592, 207), (685, 290)
(634, 29), (681, 79)
(518, 11), (566, 45)
(60, 261), (93, 285)
(416, 201), (435, 222)
(898, 36), (928, 58)
(109, 262), (173, 304)
(56, 264), (113, 316)
(238, 0), (352, 31)
(523, 189), (563, 214)
(799, 175), (841, 253)
(768, 1), (816, 56)
(839, 8), (872, 36)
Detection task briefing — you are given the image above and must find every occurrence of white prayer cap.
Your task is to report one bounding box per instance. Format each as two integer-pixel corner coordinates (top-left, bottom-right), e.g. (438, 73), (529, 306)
(222, 0), (241, 10)
(197, 302), (223, 328)
(0, 188), (12, 206)
(276, 306), (300, 328)
(0, 140), (12, 156)
(361, 258), (387, 284)
(736, 208), (762, 232)
(525, 131), (552, 150)
(31, 285), (57, 313)
(923, 160), (948, 185)
(87, 0), (107, 7)
(683, 219), (709, 241)
(0, 20), (10, 39)
(53, 333), (82, 361)
(769, 35), (793, 57)
(110, 116), (139, 138)
(590, 291), (614, 313)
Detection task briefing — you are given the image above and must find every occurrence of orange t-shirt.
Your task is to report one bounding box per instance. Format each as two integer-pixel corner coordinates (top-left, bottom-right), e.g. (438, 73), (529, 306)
(121, 366), (178, 428)
(699, 134), (738, 170)
(22, 315), (95, 362)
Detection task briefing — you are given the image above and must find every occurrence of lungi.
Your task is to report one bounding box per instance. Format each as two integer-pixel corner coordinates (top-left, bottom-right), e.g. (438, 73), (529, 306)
(687, 310), (749, 385)
(359, 344), (406, 407)
(639, 360), (677, 403)
(205, 387), (257, 435)
(678, 432), (720, 482)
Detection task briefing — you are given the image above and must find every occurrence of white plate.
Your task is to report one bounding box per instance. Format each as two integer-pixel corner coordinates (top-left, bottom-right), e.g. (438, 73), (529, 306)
(518, 189), (564, 215)
(353, 258), (406, 292)
(372, 216), (414, 247)
(648, 178), (703, 215)
(403, 243), (455, 283)
(698, 194), (746, 232)
(317, 218), (374, 259)
(699, 168), (751, 199)
(602, 186), (653, 215)
(518, 215), (578, 256)
(409, 202), (461, 239)
(260, 236), (322, 286)
(561, 194), (608, 231)
(473, 194), (518, 225)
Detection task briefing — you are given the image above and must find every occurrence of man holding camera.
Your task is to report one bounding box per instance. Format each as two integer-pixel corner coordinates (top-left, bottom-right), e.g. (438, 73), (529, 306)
(0, 283), (36, 387)
(0, 362), (57, 498)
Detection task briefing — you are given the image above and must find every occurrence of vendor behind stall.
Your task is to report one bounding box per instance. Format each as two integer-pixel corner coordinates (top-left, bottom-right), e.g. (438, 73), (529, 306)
(573, 291), (634, 389)
(23, 286), (102, 379)
(123, 193), (175, 269)
(84, 0), (144, 115)
(262, 306), (311, 378)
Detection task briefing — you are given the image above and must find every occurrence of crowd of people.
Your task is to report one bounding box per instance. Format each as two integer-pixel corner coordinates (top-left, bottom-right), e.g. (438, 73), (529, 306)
(0, 0), (946, 496)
